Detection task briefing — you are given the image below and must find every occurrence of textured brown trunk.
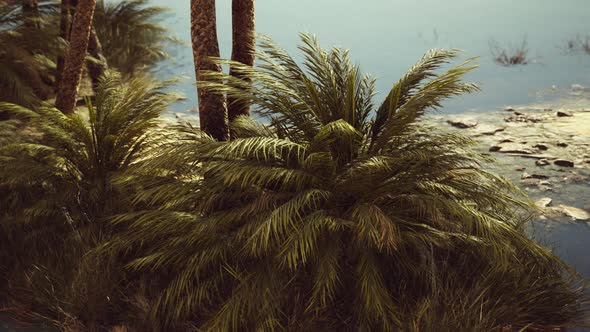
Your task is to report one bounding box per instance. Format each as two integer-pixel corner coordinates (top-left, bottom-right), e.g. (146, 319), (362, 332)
(190, 0), (229, 141)
(86, 27), (107, 90)
(54, 0), (96, 114)
(228, 0), (255, 123)
(55, 0), (71, 89)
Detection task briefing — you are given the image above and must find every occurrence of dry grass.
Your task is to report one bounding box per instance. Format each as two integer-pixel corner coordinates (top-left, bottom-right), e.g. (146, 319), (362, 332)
(490, 37), (530, 66)
(560, 34), (590, 56)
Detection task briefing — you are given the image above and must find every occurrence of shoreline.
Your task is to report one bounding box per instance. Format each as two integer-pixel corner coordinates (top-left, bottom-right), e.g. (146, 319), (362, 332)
(428, 94), (590, 223)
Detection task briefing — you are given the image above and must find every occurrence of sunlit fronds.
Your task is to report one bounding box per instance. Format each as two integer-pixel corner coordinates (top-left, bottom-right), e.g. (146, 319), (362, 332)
(106, 34), (589, 330)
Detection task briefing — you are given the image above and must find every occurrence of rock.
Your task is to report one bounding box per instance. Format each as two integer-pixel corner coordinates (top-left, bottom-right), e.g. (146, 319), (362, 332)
(521, 172), (549, 180)
(556, 142), (568, 148)
(533, 143), (549, 151)
(447, 118), (478, 128)
(561, 173), (589, 183)
(539, 185), (554, 192)
(515, 167), (526, 172)
(556, 111), (573, 117)
(554, 159), (574, 167)
(474, 124), (506, 135)
(489, 145), (501, 152)
(493, 143), (535, 154)
(519, 154), (557, 160)
(553, 204), (590, 220)
(504, 107), (516, 112)
(505, 113), (542, 123)
(499, 138), (514, 143)
(539, 180), (552, 185)
(520, 178), (541, 186)
(536, 159), (550, 166)
(535, 197), (553, 208)
(571, 83), (585, 92)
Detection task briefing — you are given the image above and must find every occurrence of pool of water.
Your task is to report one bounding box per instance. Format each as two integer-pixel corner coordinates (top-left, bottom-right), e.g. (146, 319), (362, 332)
(149, 0), (590, 115)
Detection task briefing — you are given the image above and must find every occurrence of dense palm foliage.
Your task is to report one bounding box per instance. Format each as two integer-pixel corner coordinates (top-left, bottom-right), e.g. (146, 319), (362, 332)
(0, 72), (178, 329)
(94, 0), (182, 77)
(0, 0), (60, 108)
(0, 0), (178, 110)
(103, 35), (589, 330)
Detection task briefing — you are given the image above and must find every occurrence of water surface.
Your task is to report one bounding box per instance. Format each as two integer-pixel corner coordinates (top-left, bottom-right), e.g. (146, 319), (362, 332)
(150, 0), (590, 115)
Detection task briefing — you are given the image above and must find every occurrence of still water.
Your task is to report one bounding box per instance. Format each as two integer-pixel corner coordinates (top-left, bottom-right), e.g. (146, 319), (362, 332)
(151, 0), (590, 115)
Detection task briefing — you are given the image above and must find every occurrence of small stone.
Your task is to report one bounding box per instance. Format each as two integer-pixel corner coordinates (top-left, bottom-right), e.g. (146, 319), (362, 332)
(533, 143), (549, 151)
(556, 111), (573, 117)
(504, 107), (515, 112)
(539, 185), (554, 192)
(554, 159), (574, 167)
(447, 118), (478, 128)
(499, 138), (514, 143)
(489, 145), (501, 152)
(535, 197), (553, 208)
(556, 142), (568, 148)
(515, 167), (526, 172)
(539, 180), (551, 185)
(536, 159), (550, 166)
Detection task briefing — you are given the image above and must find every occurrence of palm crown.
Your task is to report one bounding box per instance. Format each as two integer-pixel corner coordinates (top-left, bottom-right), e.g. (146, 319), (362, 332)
(0, 71), (178, 326)
(108, 35), (587, 330)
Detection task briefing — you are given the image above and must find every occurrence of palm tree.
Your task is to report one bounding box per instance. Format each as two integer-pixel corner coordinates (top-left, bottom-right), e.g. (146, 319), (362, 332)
(107, 35), (589, 330)
(0, 0), (58, 107)
(93, 0), (180, 78)
(228, 0), (255, 122)
(54, 0), (96, 114)
(0, 72), (179, 329)
(190, 0), (228, 141)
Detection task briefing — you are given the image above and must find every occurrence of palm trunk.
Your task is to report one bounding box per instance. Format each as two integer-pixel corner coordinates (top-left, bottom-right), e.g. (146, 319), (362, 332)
(54, 0), (96, 114)
(228, 0), (255, 123)
(55, 0), (71, 89)
(86, 26), (107, 90)
(190, 0), (229, 141)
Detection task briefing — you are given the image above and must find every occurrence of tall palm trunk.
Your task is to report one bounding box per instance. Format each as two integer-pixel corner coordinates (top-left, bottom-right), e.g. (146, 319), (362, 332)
(87, 27), (107, 90)
(54, 0), (96, 114)
(228, 0), (255, 123)
(55, 0), (71, 89)
(190, 0), (229, 141)
(56, 0), (106, 92)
